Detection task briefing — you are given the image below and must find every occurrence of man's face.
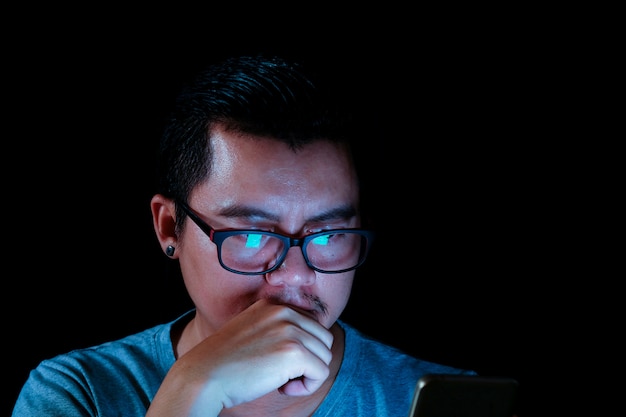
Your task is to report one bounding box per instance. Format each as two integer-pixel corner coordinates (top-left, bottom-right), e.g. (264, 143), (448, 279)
(178, 125), (361, 335)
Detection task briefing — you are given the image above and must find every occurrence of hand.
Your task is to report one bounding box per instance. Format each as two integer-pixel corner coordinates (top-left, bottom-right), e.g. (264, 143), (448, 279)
(146, 299), (334, 416)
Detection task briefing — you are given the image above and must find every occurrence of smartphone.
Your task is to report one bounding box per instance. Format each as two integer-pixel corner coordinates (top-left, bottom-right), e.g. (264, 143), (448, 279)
(407, 374), (519, 417)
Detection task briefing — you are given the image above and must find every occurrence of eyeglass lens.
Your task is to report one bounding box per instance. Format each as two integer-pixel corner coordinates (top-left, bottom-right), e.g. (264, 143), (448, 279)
(219, 231), (365, 274)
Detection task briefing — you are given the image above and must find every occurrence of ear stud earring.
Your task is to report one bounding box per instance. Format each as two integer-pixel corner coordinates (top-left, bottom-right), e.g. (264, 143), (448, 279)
(165, 245), (176, 257)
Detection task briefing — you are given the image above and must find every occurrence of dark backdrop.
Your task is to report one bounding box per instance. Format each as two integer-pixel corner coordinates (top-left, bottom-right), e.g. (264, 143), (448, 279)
(5, 13), (556, 417)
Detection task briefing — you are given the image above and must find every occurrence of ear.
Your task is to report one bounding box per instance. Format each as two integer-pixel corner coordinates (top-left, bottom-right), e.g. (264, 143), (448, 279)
(151, 194), (178, 257)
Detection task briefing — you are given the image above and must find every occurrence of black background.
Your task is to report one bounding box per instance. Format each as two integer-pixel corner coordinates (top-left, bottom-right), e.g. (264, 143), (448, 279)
(4, 9), (568, 416)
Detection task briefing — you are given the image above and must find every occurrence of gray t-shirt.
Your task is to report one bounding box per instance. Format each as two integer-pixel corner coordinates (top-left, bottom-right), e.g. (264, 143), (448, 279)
(12, 310), (475, 416)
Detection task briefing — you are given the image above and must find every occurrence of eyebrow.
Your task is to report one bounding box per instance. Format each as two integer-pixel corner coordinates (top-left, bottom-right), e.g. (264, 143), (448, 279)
(217, 203), (357, 223)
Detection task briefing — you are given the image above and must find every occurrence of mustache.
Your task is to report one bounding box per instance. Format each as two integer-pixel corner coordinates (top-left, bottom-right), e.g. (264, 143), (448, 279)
(266, 292), (329, 317)
(304, 293), (329, 316)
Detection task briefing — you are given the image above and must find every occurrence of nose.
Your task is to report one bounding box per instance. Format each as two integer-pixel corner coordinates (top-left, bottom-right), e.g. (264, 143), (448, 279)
(265, 246), (317, 286)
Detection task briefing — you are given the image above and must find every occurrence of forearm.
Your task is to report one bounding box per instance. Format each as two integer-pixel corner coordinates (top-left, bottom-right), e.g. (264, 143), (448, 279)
(146, 368), (224, 417)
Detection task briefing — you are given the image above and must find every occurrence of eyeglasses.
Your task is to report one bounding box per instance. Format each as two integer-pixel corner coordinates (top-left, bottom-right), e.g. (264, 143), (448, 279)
(179, 201), (375, 275)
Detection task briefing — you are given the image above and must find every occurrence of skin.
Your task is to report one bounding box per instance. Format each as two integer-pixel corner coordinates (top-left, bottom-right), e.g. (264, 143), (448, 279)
(147, 125), (361, 417)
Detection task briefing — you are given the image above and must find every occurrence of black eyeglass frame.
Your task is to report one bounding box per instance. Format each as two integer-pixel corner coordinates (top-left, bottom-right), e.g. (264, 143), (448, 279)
(178, 201), (375, 275)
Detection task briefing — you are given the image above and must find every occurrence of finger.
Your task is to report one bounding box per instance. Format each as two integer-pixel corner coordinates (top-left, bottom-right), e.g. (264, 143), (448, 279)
(284, 305), (335, 350)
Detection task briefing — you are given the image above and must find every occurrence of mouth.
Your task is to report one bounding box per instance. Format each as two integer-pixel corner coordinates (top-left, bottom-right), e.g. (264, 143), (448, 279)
(266, 293), (328, 319)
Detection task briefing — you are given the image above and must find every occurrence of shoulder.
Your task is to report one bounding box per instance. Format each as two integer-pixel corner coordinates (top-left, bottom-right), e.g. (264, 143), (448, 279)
(12, 310), (194, 416)
(47, 311), (189, 372)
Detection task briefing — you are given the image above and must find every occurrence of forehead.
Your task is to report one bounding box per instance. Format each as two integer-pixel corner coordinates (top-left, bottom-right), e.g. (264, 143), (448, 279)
(191, 128), (359, 220)
(213, 127), (355, 180)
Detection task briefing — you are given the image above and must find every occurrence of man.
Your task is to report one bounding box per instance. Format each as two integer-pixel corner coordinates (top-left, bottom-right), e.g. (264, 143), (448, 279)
(13, 55), (474, 417)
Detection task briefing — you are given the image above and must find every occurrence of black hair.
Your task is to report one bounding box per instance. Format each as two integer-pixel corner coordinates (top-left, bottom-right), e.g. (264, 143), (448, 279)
(155, 54), (380, 233)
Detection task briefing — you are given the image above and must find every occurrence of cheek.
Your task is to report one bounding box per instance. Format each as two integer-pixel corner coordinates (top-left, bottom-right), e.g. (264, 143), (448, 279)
(180, 243), (264, 327)
(320, 275), (354, 327)
(186, 273), (263, 329)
